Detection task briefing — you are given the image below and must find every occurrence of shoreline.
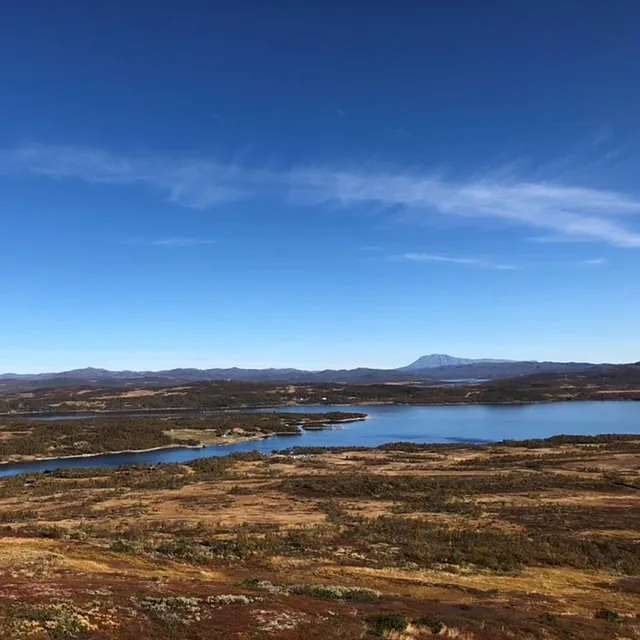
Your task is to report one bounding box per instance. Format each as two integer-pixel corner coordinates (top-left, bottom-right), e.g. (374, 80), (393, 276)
(0, 443), (207, 466)
(0, 405), (383, 419)
(0, 434), (282, 467)
(0, 416), (368, 467)
(2, 396), (639, 421)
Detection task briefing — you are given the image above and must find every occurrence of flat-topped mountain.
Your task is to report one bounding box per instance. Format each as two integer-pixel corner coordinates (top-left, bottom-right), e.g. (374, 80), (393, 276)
(400, 354), (513, 370)
(411, 358), (599, 380)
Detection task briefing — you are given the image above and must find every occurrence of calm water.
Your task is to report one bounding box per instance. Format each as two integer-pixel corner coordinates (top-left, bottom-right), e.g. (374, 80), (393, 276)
(0, 401), (638, 477)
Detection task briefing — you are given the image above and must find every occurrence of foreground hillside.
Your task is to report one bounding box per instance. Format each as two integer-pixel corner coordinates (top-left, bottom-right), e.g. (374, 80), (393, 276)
(2, 363), (640, 414)
(0, 435), (638, 638)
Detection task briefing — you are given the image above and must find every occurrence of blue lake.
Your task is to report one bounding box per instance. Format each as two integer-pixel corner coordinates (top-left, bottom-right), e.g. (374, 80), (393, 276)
(0, 401), (638, 477)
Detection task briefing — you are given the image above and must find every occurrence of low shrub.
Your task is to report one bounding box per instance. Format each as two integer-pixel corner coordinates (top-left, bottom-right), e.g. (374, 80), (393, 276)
(243, 579), (381, 603)
(291, 583), (381, 603)
(366, 612), (408, 636)
(414, 616), (444, 633)
(241, 579), (288, 595)
(539, 612), (558, 626)
(594, 608), (620, 622)
(21, 524), (67, 539)
(12, 604), (97, 639)
(139, 596), (202, 625)
(207, 594), (263, 605)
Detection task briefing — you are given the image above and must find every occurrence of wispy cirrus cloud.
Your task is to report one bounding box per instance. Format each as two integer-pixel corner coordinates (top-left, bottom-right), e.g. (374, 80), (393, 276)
(0, 144), (245, 208)
(291, 168), (640, 248)
(388, 128), (409, 138)
(148, 237), (216, 248)
(2, 143), (640, 248)
(582, 257), (608, 266)
(401, 253), (518, 270)
(593, 126), (613, 146)
(124, 237), (216, 248)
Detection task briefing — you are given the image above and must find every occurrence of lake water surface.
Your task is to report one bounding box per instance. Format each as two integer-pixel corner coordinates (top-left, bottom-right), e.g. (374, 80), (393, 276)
(0, 401), (638, 477)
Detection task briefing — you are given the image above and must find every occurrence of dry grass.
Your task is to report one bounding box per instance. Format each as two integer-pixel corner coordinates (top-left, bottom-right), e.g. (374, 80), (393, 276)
(0, 437), (638, 639)
(164, 428), (266, 445)
(97, 388), (190, 400)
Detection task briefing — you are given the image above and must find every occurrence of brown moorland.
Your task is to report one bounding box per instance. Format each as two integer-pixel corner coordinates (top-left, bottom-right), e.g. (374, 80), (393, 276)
(0, 433), (638, 639)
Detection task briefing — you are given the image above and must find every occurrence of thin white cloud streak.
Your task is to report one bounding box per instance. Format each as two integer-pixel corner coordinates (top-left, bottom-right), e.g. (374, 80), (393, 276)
(123, 237), (216, 248)
(593, 126), (613, 146)
(582, 258), (608, 266)
(0, 144), (246, 208)
(401, 253), (518, 270)
(291, 169), (640, 247)
(2, 143), (640, 247)
(148, 237), (216, 248)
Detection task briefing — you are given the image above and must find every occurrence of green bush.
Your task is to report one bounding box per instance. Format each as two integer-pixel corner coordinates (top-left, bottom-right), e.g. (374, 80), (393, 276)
(22, 524), (66, 539)
(366, 612), (408, 636)
(242, 579), (381, 603)
(13, 604), (96, 639)
(594, 608), (620, 622)
(414, 616), (444, 633)
(291, 583), (381, 603)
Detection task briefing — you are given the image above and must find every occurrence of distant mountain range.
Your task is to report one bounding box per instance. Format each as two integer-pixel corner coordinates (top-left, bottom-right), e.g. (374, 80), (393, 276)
(0, 355), (607, 392)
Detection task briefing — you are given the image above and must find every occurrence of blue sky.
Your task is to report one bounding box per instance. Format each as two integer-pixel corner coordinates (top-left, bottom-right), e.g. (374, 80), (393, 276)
(2, 1), (640, 372)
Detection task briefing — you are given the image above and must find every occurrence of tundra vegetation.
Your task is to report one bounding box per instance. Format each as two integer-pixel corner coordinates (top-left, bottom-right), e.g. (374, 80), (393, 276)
(0, 431), (638, 638)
